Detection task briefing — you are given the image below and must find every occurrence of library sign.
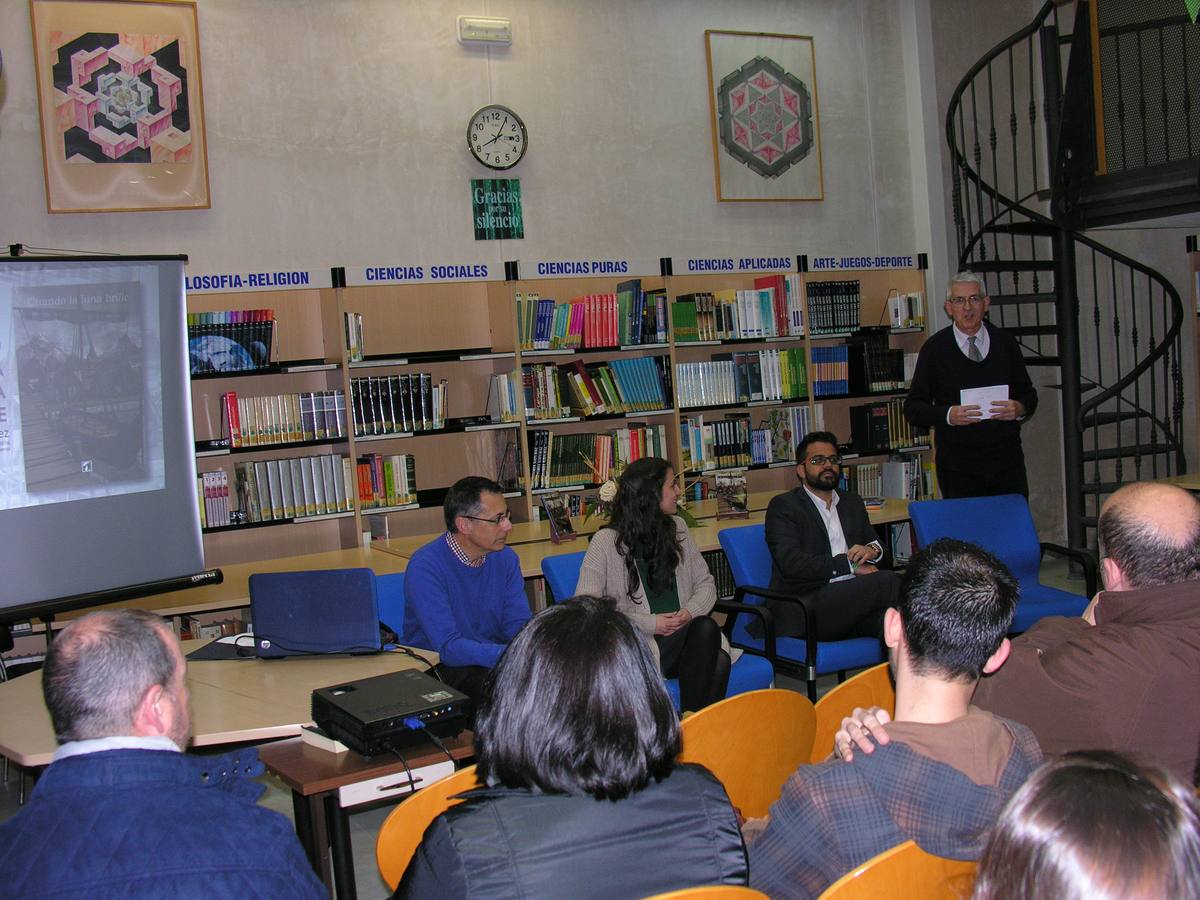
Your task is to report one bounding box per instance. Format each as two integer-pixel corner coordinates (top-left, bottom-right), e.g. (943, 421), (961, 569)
(472, 179), (523, 240)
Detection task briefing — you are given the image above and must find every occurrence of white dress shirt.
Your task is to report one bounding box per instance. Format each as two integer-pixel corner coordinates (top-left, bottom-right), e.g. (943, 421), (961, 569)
(802, 485), (882, 582)
(53, 734), (180, 762)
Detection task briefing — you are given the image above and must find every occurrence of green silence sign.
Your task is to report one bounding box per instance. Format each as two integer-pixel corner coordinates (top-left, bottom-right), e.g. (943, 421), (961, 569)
(472, 179), (524, 240)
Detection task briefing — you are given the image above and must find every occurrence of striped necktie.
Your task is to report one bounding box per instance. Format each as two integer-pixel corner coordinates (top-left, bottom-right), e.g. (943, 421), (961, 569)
(967, 336), (982, 362)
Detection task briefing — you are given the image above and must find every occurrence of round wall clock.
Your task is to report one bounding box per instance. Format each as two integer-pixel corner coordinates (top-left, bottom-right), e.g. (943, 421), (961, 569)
(468, 105), (527, 170)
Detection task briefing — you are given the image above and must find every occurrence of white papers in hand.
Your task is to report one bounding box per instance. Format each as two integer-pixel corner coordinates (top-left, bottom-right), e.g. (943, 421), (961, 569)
(960, 385), (1008, 420)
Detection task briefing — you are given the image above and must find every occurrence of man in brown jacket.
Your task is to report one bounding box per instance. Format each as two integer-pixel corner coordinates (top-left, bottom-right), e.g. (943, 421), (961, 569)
(835, 481), (1200, 785)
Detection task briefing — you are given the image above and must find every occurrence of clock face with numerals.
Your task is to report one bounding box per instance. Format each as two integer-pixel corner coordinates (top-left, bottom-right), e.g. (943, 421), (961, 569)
(468, 105), (527, 170)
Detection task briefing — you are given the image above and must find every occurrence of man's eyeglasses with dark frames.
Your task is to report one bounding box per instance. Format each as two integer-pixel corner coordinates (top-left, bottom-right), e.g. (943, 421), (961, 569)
(806, 455), (841, 467)
(462, 510), (512, 526)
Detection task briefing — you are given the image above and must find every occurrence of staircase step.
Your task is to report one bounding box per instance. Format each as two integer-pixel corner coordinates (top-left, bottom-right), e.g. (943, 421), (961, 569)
(981, 222), (1060, 237)
(987, 292), (1057, 306)
(1081, 443), (1175, 462)
(1023, 355), (1061, 366)
(1006, 324), (1058, 337)
(1081, 410), (1154, 427)
(1081, 515), (1098, 528)
(970, 259), (1056, 272)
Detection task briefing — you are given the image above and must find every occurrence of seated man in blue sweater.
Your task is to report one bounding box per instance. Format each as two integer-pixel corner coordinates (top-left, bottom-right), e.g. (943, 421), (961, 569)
(402, 476), (531, 701)
(0, 609), (323, 898)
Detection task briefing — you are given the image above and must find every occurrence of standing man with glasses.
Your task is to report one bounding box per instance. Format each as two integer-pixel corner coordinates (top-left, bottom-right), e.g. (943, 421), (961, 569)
(904, 270), (1038, 498)
(758, 432), (900, 641)
(403, 476), (531, 702)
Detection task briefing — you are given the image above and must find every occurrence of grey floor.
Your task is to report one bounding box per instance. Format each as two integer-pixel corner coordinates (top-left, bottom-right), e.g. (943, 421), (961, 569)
(0, 557), (1085, 899)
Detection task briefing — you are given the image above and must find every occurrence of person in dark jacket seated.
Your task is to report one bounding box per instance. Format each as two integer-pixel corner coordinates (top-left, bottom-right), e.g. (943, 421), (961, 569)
(0, 609), (323, 898)
(395, 595), (748, 898)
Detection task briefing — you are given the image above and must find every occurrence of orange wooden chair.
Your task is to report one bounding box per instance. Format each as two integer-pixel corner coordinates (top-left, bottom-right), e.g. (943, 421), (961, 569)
(375, 764), (480, 890)
(811, 662), (895, 763)
(679, 688), (816, 819)
(817, 840), (976, 899)
(643, 887), (769, 899)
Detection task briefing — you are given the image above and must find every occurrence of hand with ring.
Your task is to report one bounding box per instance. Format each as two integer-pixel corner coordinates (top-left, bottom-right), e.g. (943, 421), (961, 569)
(832, 705), (893, 762)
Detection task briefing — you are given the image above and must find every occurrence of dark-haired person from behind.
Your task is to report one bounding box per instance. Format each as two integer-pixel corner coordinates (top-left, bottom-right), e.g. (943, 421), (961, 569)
(577, 456), (730, 711)
(973, 751), (1200, 900)
(395, 596), (748, 899)
(759, 431), (900, 642)
(748, 539), (1041, 899)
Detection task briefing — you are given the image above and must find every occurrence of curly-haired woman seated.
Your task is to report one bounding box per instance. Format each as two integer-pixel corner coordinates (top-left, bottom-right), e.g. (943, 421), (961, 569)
(577, 457), (731, 711)
(394, 595), (748, 899)
(973, 750), (1200, 899)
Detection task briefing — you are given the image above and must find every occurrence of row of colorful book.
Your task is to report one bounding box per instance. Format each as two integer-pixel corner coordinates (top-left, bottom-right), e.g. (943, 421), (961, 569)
(762, 403), (827, 463)
(188, 309), (276, 374)
(220, 390), (347, 448)
(810, 345), (851, 396)
(849, 398), (931, 454)
(356, 452), (417, 509)
(527, 424), (668, 490)
(198, 470), (233, 528)
(516, 281), (668, 350)
(679, 414), (752, 472)
(840, 457), (934, 501)
(806, 280), (861, 335)
(845, 330), (915, 394)
(349, 374), (448, 436)
(236, 454), (354, 523)
(523, 357), (672, 419)
(676, 348), (808, 409)
(673, 273), (804, 342)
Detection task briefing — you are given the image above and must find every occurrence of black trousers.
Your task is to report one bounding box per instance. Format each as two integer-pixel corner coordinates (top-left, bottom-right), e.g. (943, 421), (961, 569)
(937, 457), (1029, 499)
(766, 570), (900, 642)
(655, 615), (731, 712)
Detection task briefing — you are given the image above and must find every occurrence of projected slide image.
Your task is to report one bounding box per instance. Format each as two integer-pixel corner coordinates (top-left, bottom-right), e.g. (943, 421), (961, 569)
(14, 283), (147, 493)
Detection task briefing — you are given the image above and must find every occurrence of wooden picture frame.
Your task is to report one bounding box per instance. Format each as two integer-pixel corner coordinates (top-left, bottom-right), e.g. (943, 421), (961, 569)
(29, 0), (210, 213)
(705, 29), (824, 202)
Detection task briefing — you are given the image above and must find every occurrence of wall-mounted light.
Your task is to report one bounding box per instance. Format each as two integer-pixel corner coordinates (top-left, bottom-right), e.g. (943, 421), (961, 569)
(457, 15), (512, 45)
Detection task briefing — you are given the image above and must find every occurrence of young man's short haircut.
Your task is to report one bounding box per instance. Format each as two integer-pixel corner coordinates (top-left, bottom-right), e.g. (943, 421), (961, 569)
(443, 475), (505, 532)
(898, 538), (1018, 681)
(795, 431), (840, 464)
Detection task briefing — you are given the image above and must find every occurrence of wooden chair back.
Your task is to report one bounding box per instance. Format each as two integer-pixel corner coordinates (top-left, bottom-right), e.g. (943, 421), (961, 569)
(679, 688), (816, 819)
(811, 662), (896, 763)
(818, 840), (976, 899)
(376, 764), (480, 890)
(643, 887), (769, 899)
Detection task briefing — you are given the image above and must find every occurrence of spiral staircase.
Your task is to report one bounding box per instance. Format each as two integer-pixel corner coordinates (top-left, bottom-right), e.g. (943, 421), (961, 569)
(946, 0), (1189, 550)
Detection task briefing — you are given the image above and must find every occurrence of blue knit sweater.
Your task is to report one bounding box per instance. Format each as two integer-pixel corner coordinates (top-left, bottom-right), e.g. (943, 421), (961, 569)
(402, 535), (530, 668)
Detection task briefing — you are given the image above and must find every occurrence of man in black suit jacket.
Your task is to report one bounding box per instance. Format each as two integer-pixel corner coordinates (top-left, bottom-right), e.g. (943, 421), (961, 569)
(760, 432), (900, 640)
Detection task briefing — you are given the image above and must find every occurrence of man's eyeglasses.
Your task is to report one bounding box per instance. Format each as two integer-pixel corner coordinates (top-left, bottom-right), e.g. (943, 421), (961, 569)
(949, 294), (985, 307)
(463, 510), (512, 526)
(806, 455), (841, 467)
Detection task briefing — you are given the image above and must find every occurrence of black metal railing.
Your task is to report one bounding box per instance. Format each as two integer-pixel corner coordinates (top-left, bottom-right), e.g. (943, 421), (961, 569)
(1094, 6), (1200, 172)
(945, 0), (1186, 549)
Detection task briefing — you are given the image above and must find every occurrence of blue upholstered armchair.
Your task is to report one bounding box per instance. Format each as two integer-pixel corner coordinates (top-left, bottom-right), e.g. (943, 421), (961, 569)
(907, 494), (1097, 633)
(717, 524), (885, 702)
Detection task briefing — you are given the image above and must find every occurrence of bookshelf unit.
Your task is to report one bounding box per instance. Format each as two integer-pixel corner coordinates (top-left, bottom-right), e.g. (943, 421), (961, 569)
(186, 255), (931, 568)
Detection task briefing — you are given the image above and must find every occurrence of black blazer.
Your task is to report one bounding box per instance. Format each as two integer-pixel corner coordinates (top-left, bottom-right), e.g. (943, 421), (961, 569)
(764, 486), (885, 597)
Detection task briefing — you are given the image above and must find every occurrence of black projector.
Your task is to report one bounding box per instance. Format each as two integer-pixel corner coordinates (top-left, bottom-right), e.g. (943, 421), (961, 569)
(311, 668), (470, 757)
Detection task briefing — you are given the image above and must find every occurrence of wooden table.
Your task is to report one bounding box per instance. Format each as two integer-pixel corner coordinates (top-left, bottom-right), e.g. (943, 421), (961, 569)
(260, 732), (474, 899)
(0, 639), (433, 768)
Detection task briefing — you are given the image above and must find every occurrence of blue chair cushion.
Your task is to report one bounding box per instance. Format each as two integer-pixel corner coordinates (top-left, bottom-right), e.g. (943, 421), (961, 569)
(375, 572), (407, 637)
(1011, 584), (1089, 632)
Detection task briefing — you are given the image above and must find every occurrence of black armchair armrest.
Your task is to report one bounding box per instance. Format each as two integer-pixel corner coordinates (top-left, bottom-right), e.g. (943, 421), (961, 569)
(714, 599), (776, 668)
(1040, 542), (1098, 597)
(731, 584), (820, 679)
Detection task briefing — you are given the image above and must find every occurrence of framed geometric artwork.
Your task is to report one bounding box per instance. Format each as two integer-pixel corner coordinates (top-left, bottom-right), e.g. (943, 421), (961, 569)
(28, 0), (210, 213)
(704, 30), (824, 202)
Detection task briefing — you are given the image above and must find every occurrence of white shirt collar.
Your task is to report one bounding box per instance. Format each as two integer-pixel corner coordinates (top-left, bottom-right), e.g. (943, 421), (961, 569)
(802, 483), (838, 511)
(53, 735), (181, 763)
(952, 323), (990, 358)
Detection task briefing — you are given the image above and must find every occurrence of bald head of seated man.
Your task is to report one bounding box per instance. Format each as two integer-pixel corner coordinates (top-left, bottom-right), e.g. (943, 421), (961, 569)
(835, 481), (1200, 785)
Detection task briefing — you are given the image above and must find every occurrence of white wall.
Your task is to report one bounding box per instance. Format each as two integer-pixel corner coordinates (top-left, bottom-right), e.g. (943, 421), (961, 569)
(0, 0), (926, 277)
